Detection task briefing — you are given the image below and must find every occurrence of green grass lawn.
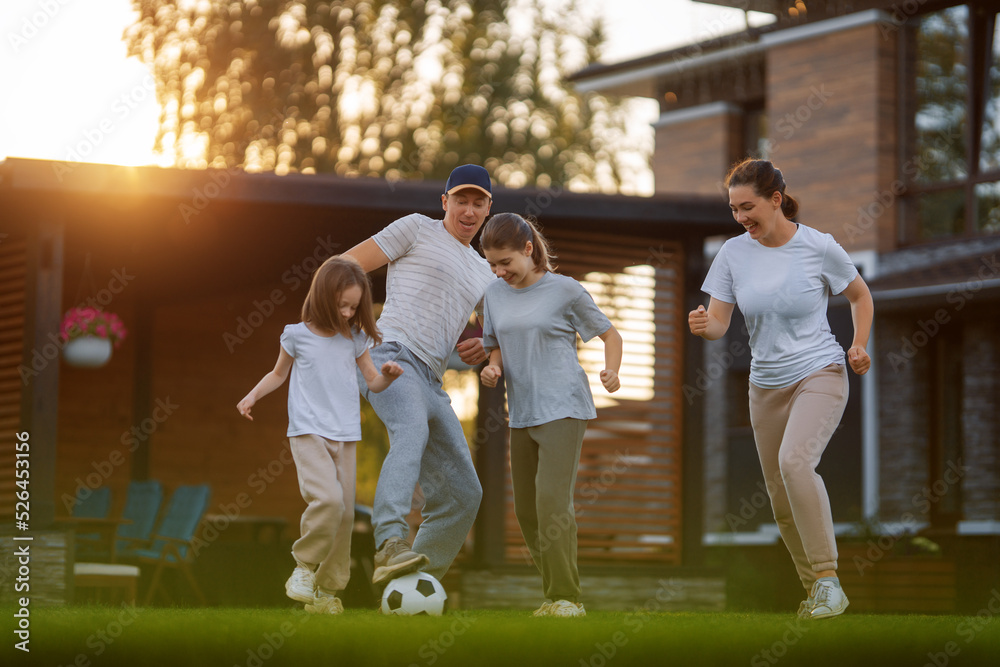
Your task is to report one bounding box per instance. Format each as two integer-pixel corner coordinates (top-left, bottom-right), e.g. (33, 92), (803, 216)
(6, 607), (1000, 667)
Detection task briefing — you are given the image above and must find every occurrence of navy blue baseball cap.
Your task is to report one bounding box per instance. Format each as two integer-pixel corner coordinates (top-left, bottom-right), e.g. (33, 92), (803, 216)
(445, 164), (492, 198)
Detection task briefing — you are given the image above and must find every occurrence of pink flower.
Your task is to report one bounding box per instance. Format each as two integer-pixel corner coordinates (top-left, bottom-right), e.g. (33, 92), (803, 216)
(60, 307), (128, 347)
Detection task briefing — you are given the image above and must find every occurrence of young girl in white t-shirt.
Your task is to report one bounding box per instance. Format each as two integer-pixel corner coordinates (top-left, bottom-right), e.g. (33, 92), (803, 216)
(689, 158), (873, 620)
(238, 255), (403, 614)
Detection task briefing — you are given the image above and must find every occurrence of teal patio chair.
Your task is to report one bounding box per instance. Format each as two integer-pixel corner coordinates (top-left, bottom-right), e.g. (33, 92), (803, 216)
(115, 480), (164, 560)
(123, 484), (211, 605)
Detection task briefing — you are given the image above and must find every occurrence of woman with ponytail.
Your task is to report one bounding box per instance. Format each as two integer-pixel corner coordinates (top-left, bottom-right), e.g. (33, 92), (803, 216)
(479, 212), (623, 617)
(688, 158), (873, 620)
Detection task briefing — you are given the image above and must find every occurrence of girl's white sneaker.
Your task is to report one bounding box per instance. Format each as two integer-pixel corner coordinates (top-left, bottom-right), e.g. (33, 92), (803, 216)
(285, 562), (316, 604)
(547, 600), (586, 617)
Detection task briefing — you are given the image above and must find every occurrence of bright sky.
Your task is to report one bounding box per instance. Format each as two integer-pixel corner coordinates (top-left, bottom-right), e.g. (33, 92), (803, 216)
(0, 0), (772, 169)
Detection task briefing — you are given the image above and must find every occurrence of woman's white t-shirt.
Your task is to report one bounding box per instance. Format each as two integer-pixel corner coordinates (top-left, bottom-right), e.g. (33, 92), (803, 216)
(701, 224), (857, 389)
(280, 322), (368, 441)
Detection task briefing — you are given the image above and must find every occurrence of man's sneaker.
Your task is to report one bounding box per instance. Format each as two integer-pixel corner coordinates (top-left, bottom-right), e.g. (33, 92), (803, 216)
(285, 561), (316, 604)
(547, 600), (586, 617)
(372, 537), (429, 585)
(305, 590), (344, 615)
(532, 601), (554, 617)
(807, 577), (848, 619)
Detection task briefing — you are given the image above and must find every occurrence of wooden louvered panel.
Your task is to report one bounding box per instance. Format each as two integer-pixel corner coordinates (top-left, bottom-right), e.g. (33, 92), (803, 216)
(0, 234), (27, 522)
(578, 513), (682, 528)
(579, 436), (680, 447)
(580, 513), (681, 524)
(0, 339), (23, 357)
(0, 318), (26, 341)
(501, 231), (685, 566)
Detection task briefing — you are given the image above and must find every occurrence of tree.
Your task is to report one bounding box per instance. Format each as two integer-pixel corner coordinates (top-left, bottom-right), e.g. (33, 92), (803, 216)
(125, 0), (644, 193)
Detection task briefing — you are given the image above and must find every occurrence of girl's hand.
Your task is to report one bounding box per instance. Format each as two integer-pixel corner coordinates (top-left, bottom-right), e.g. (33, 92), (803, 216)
(688, 305), (709, 336)
(848, 346), (870, 375)
(381, 360), (404, 380)
(237, 395), (255, 421)
(481, 364), (502, 388)
(600, 369), (620, 393)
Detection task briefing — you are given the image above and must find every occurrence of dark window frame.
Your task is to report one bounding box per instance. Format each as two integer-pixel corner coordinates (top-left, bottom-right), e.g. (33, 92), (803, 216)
(900, 1), (1000, 244)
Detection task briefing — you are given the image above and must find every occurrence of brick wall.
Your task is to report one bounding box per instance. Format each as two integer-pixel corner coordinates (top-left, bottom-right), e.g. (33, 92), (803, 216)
(765, 20), (897, 253)
(653, 106), (739, 196)
(702, 336), (733, 533)
(877, 309), (1000, 525)
(876, 315), (931, 520)
(0, 529), (71, 606)
(961, 320), (999, 521)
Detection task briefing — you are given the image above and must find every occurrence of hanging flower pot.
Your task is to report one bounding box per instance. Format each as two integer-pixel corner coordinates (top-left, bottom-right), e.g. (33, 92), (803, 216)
(62, 335), (114, 368)
(60, 307), (128, 369)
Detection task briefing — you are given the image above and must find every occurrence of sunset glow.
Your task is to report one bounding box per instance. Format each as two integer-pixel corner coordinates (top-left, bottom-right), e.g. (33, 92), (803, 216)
(1, 1), (165, 167)
(0, 1), (769, 173)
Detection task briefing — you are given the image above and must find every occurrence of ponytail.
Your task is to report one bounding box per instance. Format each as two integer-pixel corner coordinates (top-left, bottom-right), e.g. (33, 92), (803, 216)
(780, 192), (799, 219)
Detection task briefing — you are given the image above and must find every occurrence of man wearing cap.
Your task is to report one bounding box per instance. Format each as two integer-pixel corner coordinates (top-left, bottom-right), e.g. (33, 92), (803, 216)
(345, 164), (496, 585)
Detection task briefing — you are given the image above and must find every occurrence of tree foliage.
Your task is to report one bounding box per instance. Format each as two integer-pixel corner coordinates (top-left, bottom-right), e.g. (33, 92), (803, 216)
(913, 5), (970, 185)
(125, 0), (643, 192)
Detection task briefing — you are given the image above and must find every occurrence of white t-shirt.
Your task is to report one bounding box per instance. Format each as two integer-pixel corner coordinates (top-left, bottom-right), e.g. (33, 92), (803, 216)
(701, 224), (858, 389)
(373, 213), (496, 379)
(280, 322), (369, 441)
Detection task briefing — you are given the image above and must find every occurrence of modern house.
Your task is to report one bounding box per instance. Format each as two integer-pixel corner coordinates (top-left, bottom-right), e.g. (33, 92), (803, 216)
(572, 0), (1000, 611)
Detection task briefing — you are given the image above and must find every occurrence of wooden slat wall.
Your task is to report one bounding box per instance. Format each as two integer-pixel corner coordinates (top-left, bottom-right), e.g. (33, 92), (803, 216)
(0, 233), (28, 521)
(502, 229), (685, 566)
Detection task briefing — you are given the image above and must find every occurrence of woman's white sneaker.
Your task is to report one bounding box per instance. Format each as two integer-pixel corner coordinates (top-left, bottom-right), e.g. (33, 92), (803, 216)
(807, 577), (848, 619)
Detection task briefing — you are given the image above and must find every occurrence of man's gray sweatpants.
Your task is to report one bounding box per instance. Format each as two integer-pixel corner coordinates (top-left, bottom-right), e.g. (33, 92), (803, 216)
(360, 341), (483, 580)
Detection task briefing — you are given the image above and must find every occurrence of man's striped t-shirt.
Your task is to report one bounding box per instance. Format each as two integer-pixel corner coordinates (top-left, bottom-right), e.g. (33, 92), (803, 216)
(372, 213), (495, 380)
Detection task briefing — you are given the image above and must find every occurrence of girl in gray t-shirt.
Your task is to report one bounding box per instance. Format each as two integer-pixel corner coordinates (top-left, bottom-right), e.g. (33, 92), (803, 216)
(479, 213), (623, 617)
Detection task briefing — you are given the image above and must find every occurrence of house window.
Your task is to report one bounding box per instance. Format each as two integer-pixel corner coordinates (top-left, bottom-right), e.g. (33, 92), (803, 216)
(902, 3), (1000, 243)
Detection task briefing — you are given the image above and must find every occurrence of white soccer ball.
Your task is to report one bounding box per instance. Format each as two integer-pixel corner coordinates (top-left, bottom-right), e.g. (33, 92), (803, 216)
(380, 572), (447, 616)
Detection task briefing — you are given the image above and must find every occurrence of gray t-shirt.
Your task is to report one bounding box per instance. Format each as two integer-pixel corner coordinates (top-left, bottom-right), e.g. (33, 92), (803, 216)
(280, 323), (369, 441)
(701, 223), (858, 389)
(482, 272), (612, 428)
(373, 213), (495, 380)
